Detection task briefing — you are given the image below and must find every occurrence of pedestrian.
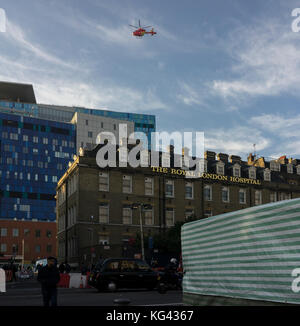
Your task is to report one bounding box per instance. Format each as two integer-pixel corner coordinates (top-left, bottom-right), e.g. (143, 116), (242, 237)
(80, 263), (87, 275)
(58, 262), (65, 274)
(37, 256), (60, 307)
(65, 262), (71, 274)
(11, 263), (17, 282)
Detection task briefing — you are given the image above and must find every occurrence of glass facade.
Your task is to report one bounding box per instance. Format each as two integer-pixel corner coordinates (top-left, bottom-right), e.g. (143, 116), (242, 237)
(0, 111), (76, 222)
(0, 101), (156, 148)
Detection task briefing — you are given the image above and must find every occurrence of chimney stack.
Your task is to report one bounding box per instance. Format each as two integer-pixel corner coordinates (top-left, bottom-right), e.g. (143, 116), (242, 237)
(217, 153), (229, 163)
(204, 151), (216, 161)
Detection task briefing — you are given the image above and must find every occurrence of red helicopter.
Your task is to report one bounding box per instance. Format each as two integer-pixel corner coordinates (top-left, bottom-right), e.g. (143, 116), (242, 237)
(129, 20), (157, 37)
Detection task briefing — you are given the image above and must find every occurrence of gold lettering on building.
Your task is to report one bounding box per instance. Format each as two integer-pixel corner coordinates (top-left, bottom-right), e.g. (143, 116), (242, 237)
(151, 167), (261, 185)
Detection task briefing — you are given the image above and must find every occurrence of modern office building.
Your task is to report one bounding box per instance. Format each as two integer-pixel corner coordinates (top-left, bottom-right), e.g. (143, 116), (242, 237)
(56, 143), (300, 267)
(0, 81), (156, 264)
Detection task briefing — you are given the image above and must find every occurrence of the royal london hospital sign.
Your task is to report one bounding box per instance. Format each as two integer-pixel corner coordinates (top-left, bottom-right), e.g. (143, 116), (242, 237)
(151, 167), (261, 185)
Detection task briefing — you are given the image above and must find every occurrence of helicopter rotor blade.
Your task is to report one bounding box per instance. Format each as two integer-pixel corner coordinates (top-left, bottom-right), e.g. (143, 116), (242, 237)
(142, 26), (152, 29)
(129, 25), (138, 28)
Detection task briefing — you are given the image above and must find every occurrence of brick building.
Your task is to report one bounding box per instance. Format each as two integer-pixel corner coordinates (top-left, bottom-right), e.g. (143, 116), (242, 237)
(56, 144), (300, 267)
(0, 220), (57, 265)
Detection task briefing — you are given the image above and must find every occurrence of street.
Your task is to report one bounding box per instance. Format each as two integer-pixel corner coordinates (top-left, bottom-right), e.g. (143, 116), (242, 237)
(0, 280), (183, 306)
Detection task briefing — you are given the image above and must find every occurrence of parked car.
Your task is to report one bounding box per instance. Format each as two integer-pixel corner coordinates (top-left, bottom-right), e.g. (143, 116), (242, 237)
(88, 258), (158, 292)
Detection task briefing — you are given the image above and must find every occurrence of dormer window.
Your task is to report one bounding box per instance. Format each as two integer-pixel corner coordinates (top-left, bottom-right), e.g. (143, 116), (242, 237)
(249, 166), (256, 179)
(264, 168), (271, 182)
(216, 162), (225, 175)
(287, 164), (294, 174)
(270, 161), (280, 172)
(233, 164), (241, 177)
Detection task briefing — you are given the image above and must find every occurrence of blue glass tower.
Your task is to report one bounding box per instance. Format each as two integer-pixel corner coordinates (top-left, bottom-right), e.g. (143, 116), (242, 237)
(0, 82), (156, 223)
(0, 111), (76, 222)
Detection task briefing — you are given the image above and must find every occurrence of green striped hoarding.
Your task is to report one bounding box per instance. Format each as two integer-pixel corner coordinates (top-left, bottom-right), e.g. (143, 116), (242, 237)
(181, 199), (300, 305)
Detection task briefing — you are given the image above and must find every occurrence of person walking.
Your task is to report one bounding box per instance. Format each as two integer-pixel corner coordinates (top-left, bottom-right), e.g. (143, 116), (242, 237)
(37, 257), (60, 307)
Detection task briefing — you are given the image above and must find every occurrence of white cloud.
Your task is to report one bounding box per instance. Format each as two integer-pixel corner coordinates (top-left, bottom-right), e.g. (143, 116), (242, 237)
(3, 19), (79, 70)
(250, 114), (300, 138)
(176, 82), (208, 107)
(33, 78), (167, 113)
(211, 19), (300, 100)
(204, 126), (270, 158)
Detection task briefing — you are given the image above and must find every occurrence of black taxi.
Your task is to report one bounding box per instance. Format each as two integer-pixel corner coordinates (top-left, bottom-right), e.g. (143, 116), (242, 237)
(88, 258), (157, 291)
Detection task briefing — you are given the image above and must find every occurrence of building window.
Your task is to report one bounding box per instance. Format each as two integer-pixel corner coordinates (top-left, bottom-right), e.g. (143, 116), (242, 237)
(88, 131), (93, 138)
(166, 208), (175, 227)
(23, 135), (28, 141)
(270, 191), (277, 203)
(46, 230), (52, 238)
(249, 167), (256, 179)
(204, 209), (212, 218)
(99, 172), (109, 191)
(43, 138), (48, 144)
(185, 182), (194, 199)
(264, 169), (271, 181)
(46, 245), (52, 253)
(12, 244), (18, 254)
(122, 207), (132, 225)
(99, 235), (109, 245)
(35, 230), (41, 238)
(0, 244), (7, 252)
(99, 204), (109, 224)
(165, 180), (174, 198)
(255, 190), (262, 206)
(287, 164), (294, 174)
(1, 228), (7, 237)
(10, 133), (18, 141)
(233, 164), (241, 177)
(85, 120), (89, 126)
(270, 161), (280, 172)
(185, 209), (194, 220)
(12, 228), (19, 237)
(33, 136), (38, 143)
(144, 209), (154, 226)
(35, 245), (41, 253)
(222, 187), (229, 203)
(122, 175), (132, 194)
(145, 177), (154, 196)
(204, 185), (212, 201)
(24, 229), (30, 236)
(239, 189), (246, 204)
(216, 163), (225, 175)
(279, 192), (291, 201)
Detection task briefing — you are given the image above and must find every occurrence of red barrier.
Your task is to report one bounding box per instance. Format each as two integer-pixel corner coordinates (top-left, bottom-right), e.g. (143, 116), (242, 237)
(5, 270), (12, 282)
(57, 273), (70, 288)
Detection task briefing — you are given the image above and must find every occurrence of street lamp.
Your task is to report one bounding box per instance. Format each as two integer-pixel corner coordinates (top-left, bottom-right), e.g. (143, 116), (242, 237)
(132, 203), (152, 261)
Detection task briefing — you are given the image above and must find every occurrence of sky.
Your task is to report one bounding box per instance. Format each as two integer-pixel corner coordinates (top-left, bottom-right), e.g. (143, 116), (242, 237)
(0, 0), (300, 160)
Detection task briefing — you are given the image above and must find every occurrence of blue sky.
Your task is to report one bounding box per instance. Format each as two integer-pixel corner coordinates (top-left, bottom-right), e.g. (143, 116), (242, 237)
(0, 0), (300, 160)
